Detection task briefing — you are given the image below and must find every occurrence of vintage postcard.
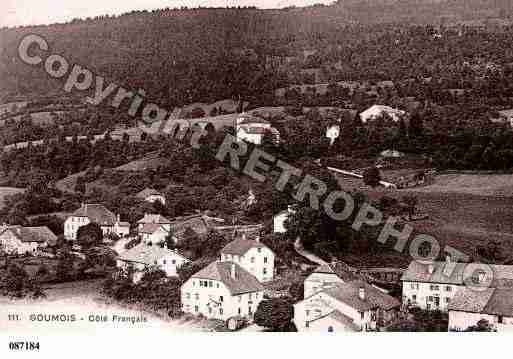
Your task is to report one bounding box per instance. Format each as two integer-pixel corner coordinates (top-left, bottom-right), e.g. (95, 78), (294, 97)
(1, 0), (513, 356)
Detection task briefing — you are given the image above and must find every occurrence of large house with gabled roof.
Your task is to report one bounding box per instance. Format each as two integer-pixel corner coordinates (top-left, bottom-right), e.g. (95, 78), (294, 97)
(294, 280), (400, 332)
(64, 203), (129, 241)
(220, 235), (275, 283)
(180, 261), (265, 321)
(304, 261), (361, 298)
(136, 188), (166, 205)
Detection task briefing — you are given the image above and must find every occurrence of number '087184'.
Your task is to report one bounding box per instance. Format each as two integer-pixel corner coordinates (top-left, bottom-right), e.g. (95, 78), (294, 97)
(9, 342), (40, 351)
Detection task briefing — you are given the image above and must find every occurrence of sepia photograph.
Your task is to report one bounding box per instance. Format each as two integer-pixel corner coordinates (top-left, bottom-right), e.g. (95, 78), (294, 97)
(1, 0), (513, 356)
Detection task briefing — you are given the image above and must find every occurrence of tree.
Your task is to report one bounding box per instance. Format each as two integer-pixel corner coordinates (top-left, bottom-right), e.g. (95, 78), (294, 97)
(465, 319), (494, 332)
(363, 167), (381, 187)
(76, 222), (103, 248)
(55, 250), (75, 282)
(254, 298), (295, 331)
(401, 195), (418, 218)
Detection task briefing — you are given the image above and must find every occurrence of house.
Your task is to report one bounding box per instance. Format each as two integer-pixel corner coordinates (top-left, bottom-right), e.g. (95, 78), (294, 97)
(0, 225), (57, 255)
(180, 261), (265, 321)
(220, 235), (275, 283)
(235, 115), (279, 145)
(136, 188), (166, 205)
(168, 213), (224, 243)
(360, 105), (405, 123)
(137, 213), (172, 232)
(401, 260), (513, 312)
(139, 223), (170, 245)
(273, 205), (295, 234)
(304, 262), (361, 298)
(379, 149), (405, 158)
(294, 280), (400, 332)
(448, 287), (513, 331)
(117, 243), (190, 283)
(64, 204), (128, 240)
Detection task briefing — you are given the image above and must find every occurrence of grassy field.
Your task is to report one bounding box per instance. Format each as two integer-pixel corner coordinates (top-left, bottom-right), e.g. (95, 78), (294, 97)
(335, 173), (513, 262)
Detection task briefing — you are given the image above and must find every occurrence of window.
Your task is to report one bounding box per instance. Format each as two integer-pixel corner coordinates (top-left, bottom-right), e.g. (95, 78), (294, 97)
(499, 316), (504, 324)
(412, 295), (417, 302)
(445, 286), (452, 292)
(238, 308), (241, 315)
(238, 295), (242, 302)
(305, 321), (309, 328)
(328, 326), (334, 333)
(264, 257), (268, 263)
(154, 260), (158, 265)
(194, 306), (199, 312)
(208, 307), (212, 314)
(199, 281), (203, 287)
(306, 310), (310, 316)
(209, 281), (213, 288)
(163, 260), (166, 265)
(445, 297), (450, 303)
(249, 293), (252, 300)
(257, 248), (262, 253)
(430, 285), (439, 291)
(410, 283), (417, 290)
(195, 293), (199, 300)
(219, 296), (224, 302)
(186, 293), (191, 299)
(263, 268), (267, 275)
(219, 308), (223, 315)
(249, 306), (252, 314)
(250, 257), (255, 263)
(428, 296), (433, 302)
(172, 259), (176, 264)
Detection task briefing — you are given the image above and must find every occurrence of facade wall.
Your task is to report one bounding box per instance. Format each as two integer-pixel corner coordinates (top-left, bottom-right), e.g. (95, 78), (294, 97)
(294, 291), (374, 332)
(0, 231), (39, 255)
(305, 315), (353, 333)
(449, 310), (513, 332)
(64, 216), (90, 240)
(402, 281), (461, 312)
(273, 212), (288, 233)
(181, 278), (264, 321)
(141, 228), (168, 245)
(220, 246), (275, 283)
(145, 195), (166, 205)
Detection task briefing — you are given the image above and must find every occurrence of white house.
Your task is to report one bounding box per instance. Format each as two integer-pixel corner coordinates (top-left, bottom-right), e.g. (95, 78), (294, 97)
(448, 287), (513, 332)
(136, 188), (166, 205)
(0, 225), (56, 255)
(180, 261), (264, 321)
(64, 203), (128, 240)
(220, 235), (275, 283)
(117, 243), (190, 283)
(235, 115), (278, 145)
(494, 109), (513, 128)
(139, 223), (170, 245)
(360, 105), (405, 123)
(401, 260), (513, 312)
(304, 262), (361, 298)
(294, 280), (400, 332)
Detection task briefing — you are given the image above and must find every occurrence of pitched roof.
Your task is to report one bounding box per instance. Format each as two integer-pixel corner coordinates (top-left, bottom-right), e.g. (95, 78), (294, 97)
(313, 262), (361, 282)
(401, 261), (513, 288)
(71, 204), (117, 226)
(118, 244), (189, 266)
(449, 287), (513, 317)
(220, 237), (267, 256)
(322, 280), (400, 311)
(191, 261), (264, 295)
(168, 213), (223, 238)
(237, 115), (270, 125)
(308, 309), (360, 331)
(0, 226), (57, 244)
(137, 213), (172, 225)
(136, 188), (164, 199)
(139, 223), (168, 234)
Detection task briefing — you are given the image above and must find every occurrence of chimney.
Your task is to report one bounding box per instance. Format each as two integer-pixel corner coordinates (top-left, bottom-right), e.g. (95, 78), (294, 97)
(242, 233), (247, 241)
(358, 287), (365, 301)
(231, 264), (236, 279)
(428, 264), (435, 274)
(117, 214), (120, 222)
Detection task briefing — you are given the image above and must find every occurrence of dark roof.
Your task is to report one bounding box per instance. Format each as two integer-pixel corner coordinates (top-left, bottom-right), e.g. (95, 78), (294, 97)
(449, 287), (513, 317)
(238, 116), (270, 125)
(71, 204), (117, 226)
(401, 261), (513, 287)
(137, 213), (172, 225)
(1, 226), (57, 244)
(136, 188), (163, 199)
(322, 280), (400, 311)
(191, 261), (264, 295)
(314, 262), (361, 282)
(119, 244), (189, 266)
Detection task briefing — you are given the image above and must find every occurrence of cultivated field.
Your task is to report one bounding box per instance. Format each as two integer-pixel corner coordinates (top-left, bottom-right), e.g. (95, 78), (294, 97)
(0, 186), (25, 208)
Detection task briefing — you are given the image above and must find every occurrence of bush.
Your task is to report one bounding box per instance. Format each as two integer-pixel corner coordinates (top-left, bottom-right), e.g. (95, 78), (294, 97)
(254, 298), (294, 331)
